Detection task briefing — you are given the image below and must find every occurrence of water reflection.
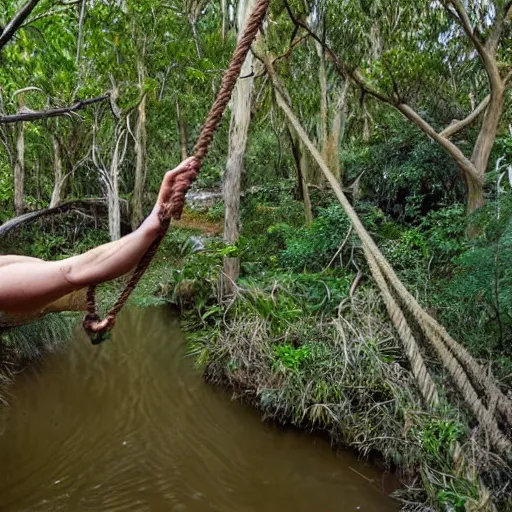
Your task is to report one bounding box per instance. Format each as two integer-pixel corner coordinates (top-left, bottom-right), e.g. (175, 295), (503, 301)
(0, 307), (397, 512)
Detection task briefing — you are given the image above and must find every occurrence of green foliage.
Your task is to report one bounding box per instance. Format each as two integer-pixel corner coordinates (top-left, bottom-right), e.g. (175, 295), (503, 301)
(238, 187), (305, 273)
(417, 418), (464, 458)
(420, 205), (468, 264)
(272, 343), (310, 372)
(206, 201), (225, 222)
(166, 238), (226, 315)
(0, 160), (13, 218)
(441, 198), (512, 355)
(275, 272), (353, 315)
(279, 204), (352, 272)
(345, 135), (464, 220)
(1, 313), (74, 359)
(2, 217), (110, 260)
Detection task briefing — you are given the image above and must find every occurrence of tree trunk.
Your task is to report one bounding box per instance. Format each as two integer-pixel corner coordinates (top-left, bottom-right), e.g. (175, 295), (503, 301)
(91, 88), (125, 241)
(190, 18), (201, 59)
(363, 105), (371, 142)
(108, 134), (123, 241)
(470, 83), (505, 183)
(76, 0), (86, 64)
(221, 0), (257, 295)
(221, 0), (227, 40)
(50, 135), (65, 208)
(13, 123), (24, 215)
(289, 128), (313, 224)
(131, 88), (148, 230)
(303, 41), (328, 189)
(325, 80), (350, 182)
(316, 41), (328, 158)
(177, 100), (188, 161)
(466, 174), (485, 213)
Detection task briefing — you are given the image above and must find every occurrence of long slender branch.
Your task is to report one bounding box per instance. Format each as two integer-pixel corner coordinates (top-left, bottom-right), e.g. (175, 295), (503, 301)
(444, 0), (484, 50)
(0, 198), (125, 238)
(272, 34), (308, 63)
(397, 104), (482, 184)
(485, 1), (512, 54)
(20, 2), (80, 29)
(0, 0), (42, 51)
(0, 94), (109, 124)
(439, 94), (490, 138)
(281, 0), (482, 185)
(444, 0), (502, 91)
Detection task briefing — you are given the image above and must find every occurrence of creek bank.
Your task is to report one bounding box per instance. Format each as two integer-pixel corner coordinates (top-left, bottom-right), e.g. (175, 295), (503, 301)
(158, 202), (512, 511)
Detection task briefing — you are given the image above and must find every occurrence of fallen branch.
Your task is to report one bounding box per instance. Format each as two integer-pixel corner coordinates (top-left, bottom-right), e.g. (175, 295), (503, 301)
(0, 198), (128, 238)
(0, 94), (110, 124)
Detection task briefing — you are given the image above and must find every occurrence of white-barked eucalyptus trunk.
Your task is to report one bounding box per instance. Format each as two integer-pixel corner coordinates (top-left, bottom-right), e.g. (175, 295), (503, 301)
(130, 62), (148, 230)
(222, 0), (258, 294)
(50, 135), (65, 208)
(13, 122), (24, 215)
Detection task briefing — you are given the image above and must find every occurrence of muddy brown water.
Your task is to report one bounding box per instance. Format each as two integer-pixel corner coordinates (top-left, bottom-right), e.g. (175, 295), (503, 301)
(0, 307), (398, 512)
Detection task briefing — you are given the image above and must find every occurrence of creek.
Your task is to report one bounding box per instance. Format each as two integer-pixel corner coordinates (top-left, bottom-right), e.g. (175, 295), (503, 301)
(0, 307), (398, 512)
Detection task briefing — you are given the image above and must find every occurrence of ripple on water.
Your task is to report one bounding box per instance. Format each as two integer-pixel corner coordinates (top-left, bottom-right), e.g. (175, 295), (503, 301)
(0, 307), (398, 512)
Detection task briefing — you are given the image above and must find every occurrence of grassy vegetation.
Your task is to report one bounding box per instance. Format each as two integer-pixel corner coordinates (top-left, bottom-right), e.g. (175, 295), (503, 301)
(160, 187), (512, 511)
(1, 165), (512, 511)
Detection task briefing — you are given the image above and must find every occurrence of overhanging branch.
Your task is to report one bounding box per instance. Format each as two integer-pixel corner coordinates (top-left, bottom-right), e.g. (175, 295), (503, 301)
(281, 0), (482, 186)
(0, 0), (42, 52)
(439, 94), (490, 139)
(0, 94), (110, 124)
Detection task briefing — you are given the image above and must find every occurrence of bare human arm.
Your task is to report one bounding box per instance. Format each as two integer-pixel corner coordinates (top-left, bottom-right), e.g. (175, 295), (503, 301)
(0, 157), (199, 315)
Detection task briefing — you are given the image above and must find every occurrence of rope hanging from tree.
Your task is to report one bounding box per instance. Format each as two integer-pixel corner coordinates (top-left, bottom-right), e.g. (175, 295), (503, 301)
(83, 0), (271, 344)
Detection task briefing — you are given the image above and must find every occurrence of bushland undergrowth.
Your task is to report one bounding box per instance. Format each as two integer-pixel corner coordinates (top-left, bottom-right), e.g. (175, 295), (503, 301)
(162, 185), (512, 511)
(2, 172), (512, 511)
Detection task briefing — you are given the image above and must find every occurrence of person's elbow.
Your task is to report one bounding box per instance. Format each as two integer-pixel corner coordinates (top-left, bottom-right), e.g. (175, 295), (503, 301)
(56, 260), (87, 289)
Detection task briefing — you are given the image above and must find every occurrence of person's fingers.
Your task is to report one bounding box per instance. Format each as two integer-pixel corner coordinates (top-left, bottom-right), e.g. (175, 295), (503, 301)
(157, 157), (200, 205)
(162, 157), (197, 186)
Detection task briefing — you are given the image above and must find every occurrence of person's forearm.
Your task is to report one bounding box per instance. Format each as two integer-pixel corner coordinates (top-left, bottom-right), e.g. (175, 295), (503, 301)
(0, 159), (196, 315)
(60, 211), (161, 288)
(0, 213), (161, 313)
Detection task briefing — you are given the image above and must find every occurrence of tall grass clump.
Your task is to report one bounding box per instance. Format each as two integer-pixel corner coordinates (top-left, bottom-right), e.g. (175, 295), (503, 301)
(184, 279), (511, 511)
(0, 313), (75, 404)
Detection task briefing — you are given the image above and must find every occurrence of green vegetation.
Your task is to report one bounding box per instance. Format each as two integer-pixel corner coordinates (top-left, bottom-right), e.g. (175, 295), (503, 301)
(1, 0), (512, 510)
(165, 183), (512, 510)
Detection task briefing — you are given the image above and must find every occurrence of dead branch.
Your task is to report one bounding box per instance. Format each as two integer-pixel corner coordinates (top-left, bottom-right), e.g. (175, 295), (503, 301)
(0, 198), (128, 239)
(0, 0), (42, 52)
(0, 94), (109, 124)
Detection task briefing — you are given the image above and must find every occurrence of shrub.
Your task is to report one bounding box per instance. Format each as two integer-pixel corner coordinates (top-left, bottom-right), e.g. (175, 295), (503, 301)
(272, 343), (311, 372)
(279, 204), (352, 272)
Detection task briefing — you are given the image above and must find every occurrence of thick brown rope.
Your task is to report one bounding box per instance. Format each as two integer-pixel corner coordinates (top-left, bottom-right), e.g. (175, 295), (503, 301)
(84, 0), (270, 343)
(263, 53), (512, 454)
